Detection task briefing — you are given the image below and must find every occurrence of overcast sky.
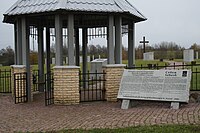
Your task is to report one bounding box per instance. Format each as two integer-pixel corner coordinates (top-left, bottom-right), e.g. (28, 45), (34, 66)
(0, 0), (200, 50)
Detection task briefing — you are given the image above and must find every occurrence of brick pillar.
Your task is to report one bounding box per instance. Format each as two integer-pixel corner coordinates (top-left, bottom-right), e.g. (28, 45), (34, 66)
(103, 64), (125, 102)
(11, 65), (33, 102)
(54, 66), (80, 105)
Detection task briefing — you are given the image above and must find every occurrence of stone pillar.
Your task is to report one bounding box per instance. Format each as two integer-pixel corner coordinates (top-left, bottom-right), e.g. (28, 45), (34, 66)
(38, 26), (45, 92)
(103, 64), (125, 102)
(55, 14), (63, 66)
(16, 18), (23, 65)
(108, 15), (115, 64)
(75, 28), (80, 66)
(82, 28), (88, 76)
(115, 16), (122, 64)
(54, 66), (80, 105)
(11, 65), (26, 97)
(128, 22), (135, 68)
(21, 17), (32, 102)
(46, 28), (51, 93)
(68, 14), (75, 66)
(11, 65), (33, 102)
(14, 23), (17, 64)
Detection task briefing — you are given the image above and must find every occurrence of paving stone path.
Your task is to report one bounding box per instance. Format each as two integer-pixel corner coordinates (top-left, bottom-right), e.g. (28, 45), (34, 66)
(0, 93), (200, 133)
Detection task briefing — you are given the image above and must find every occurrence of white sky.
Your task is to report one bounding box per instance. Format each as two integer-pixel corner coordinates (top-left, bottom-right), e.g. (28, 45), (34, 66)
(0, 0), (200, 49)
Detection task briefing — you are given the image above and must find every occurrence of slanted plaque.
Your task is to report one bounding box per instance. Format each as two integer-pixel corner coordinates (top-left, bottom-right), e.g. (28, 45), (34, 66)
(118, 70), (192, 108)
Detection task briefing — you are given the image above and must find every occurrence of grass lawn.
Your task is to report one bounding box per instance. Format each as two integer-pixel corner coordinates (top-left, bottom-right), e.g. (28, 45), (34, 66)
(44, 125), (200, 133)
(123, 59), (167, 67)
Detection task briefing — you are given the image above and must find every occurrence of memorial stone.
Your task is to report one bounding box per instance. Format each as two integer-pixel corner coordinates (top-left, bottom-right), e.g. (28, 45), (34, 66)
(87, 56), (91, 62)
(196, 52), (199, 60)
(184, 49), (194, 62)
(79, 56), (83, 63)
(92, 55), (95, 61)
(143, 52), (154, 61)
(90, 59), (107, 78)
(66, 57), (68, 64)
(52, 58), (55, 65)
(118, 70), (192, 109)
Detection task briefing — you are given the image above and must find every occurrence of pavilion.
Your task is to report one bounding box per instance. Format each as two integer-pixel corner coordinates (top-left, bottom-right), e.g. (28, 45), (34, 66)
(3, 0), (146, 104)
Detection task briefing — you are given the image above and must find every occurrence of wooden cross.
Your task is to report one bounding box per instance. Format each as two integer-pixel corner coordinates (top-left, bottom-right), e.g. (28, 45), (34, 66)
(140, 36), (149, 53)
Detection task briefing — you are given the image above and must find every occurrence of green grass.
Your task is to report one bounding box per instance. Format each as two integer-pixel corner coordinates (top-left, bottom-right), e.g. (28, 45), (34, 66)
(123, 59), (167, 67)
(31, 125), (200, 133)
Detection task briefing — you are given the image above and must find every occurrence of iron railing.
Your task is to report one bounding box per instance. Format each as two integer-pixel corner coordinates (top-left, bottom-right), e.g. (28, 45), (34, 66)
(45, 72), (54, 106)
(32, 69), (39, 92)
(79, 70), (106, 102)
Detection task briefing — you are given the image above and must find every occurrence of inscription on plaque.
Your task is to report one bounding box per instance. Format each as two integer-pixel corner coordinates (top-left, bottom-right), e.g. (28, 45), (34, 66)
(118, 70), (192, 103)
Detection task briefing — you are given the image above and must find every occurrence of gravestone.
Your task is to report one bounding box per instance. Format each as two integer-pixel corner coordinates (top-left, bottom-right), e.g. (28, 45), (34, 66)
(143, 52), (154, 61)
(118, 70), (192, 110)
(52, 58), (55, 65)
(90, 59), (107, 79)
(92, 55), (95, 61)
(79, 56), (83, 63)
(66, 57), (76, 64)
(196, 52), (199, 60)
(184, 49), (194, 62)
(87, 56), (91, 62)
(66, 57), (68, 64)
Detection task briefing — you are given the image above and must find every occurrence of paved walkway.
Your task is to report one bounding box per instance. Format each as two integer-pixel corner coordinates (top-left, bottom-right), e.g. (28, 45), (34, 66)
(0, 93), (200, 133)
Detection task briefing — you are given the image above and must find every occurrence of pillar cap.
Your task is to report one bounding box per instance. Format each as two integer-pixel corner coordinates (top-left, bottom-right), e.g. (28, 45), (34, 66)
(103, 64), (126, 68)
(11, 65), (26, 68)
(53, 66), (80, 69)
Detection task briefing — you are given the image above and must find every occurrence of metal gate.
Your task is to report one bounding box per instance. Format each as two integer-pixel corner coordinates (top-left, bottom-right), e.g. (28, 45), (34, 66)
(79, 70), (106, 102)
(14, 72), (28, 104)
(45, 72), (54, 106)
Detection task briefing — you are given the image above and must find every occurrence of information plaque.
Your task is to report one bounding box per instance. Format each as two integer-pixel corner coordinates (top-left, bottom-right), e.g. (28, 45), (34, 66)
(118, 70), (192, 103)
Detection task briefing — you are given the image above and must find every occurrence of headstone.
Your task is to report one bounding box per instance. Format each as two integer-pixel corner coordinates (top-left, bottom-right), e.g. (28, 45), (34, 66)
(196, 52), (199, 60)
(118, 70), (192, 110)
(143, 52), (154, 61)
(52, 58), (55, 65)
(66, 57), (68, 64)
(66, 57), (76, 65)
(87, 56), (91, 62)
(90, 59), (107, 79)
(184, 49), (194, 62)
(79, 56), (83, 63)
(92, 55), (95, 61)
(45, 58), (47, 64)
(99, 55), (101, 59)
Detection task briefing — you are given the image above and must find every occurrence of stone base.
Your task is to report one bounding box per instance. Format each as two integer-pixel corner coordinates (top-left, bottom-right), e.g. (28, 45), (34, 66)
(11, 65), (33, 102)
(103, 64), (125, 102)
(53, 66), (80, 105)
(171, 102), (180, 110)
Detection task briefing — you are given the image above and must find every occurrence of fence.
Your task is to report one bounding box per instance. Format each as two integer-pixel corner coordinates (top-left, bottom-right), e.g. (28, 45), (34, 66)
(127, 62), (200, 91)
(32, 69), (39, 92)
(45, 72), (54, 106)
(79, 70), (106, 102)
(0, 69), (12, 93)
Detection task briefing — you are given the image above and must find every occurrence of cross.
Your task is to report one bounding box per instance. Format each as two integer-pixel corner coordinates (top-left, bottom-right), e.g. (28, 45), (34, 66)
(140, 36), (149, 54)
